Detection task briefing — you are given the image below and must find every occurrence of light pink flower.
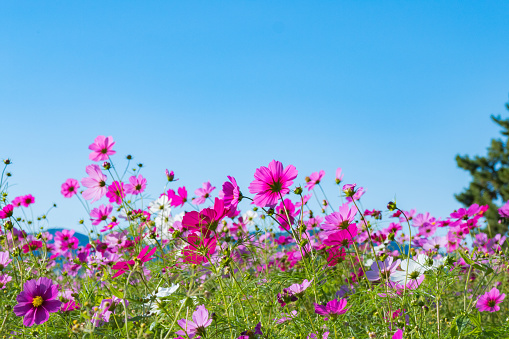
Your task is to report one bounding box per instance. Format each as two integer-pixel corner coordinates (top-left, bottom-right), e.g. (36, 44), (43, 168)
(305, 170), (325, 191)
(248, 160), (298, 208)
(81, 164), (108, 203)
(314, 298), (348, 318)
(88, 136), (116, 161)
(125, 175), (147, 195)
(176, 305), (213, 338)
(194, 181), (216, 205)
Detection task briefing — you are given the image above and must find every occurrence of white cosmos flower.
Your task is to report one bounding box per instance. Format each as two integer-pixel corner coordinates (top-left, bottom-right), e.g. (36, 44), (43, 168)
(145, 284), (180, 314)
(242, 210), (259, 226)
(390, 254), (431, 284)
(148, 195), (172, 216)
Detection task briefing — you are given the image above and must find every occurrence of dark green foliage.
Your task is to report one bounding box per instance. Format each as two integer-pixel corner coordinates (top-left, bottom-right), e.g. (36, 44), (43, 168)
(455, 99), (509, 234)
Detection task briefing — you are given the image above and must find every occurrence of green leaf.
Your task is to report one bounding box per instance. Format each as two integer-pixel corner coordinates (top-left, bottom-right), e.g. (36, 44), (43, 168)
(110, 285), (124, 299)
(459, 250), (474, 265)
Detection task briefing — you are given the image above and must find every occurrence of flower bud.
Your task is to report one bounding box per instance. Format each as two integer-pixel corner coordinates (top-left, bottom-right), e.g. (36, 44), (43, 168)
(103, 162), (111, 170)
(294, 187), (303, 195)
(387, 201), (397, 211)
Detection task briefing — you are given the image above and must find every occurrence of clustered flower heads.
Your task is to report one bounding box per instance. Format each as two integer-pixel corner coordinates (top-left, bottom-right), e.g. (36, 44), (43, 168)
(0, 135), (508, 338)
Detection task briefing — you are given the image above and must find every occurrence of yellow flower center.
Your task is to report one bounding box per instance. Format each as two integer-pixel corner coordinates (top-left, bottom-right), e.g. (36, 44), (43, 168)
(32, 296), (44, 307)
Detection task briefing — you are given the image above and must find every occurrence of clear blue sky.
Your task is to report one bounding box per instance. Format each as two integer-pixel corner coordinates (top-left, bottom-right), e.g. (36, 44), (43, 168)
(1, 1), (509, 233)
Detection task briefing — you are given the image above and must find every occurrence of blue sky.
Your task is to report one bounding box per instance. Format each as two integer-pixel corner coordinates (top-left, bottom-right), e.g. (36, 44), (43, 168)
(1, 1), (509, 233)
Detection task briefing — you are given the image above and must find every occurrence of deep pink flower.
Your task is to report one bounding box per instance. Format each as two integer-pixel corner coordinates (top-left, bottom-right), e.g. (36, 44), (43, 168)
(106, 181), (126, 205)
(22, 240), (43, 253)
(0, 204), (13, 219)
(12, 196), (24, 207)
(248, 160), (298, 208)
(81, 164), (108, 203)
(477, 287), (505, 312)
(314, 298), (348, 318)
(222, 176), (241, 209)
(276, 199), (300, 231)
(323, 224), (358, 247)
(166, 169), (178, 182)
(392, 329), (403, 339)
(182, 234), (217, 265)
(90, 204), (113, 225)
(20, 194), (35, 207)
(61, 179), (80, 198)
(182, 198), (229, 237)
(176, 305), (213, 339)
(125, 175), (147, 195)
(194, 181), (216, 205)
(325, 246), (346, 267)
(13, 277), (62, 327)
(168, 187), (188, 207)
(88, 136), (116, 161)
(112, 246), (156, 278)
(305, 170), (325, 191)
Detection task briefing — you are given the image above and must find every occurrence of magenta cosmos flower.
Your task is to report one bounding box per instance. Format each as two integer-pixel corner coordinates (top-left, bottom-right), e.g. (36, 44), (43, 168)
(0, 204), (13, 219)
(90, 204), (113, 225)
(125, 175), (147, 195)
(314, 298), (348, 318)
(477, 287), (505, 312)
(194, 181), (216, 205)
(106, 181), (126, 205)
(81, 164), (108, 203)
(322, 203), (357, 231)
(305, 170), (325, 191)
(222, 176), (241, 209)
(88, 135), (116, 161)
(176, 304), (213, 338)
(248, 160), (298, 208)
(13, 277), (62, 327)
(61, 178), (80, 198)
(112, 245), (156, 278)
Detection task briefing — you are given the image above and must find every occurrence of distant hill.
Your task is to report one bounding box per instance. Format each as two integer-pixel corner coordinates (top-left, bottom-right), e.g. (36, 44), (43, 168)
(44, 228), (89, 247)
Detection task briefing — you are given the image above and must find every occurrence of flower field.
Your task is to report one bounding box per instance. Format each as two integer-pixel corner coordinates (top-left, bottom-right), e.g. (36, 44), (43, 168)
(0, 135), (508, 338)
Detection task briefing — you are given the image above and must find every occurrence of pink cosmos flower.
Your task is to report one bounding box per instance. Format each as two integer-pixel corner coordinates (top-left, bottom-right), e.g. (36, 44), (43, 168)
(182, 198), (229, 237)
(22, 240), (43, 253)
(81, 164), (108, 203)
(0, 204), (14, 219)
(392, 329), (403, 339)
(346, 187), (365, 203)
(194, 181), (216, 205)
(90, 204), (113, 225)
(325, 246), (346, 267)
(323, 224), (358, 247)
(168, 187), (188, 207)
(166, 169), (178, 182)
(248, 160), (298, 208)
(276, 199), (300, 231)
(112, 246), (156, 278)
(222, 176), (241, 209)
(288, 279), (312, 294)
(182, 234), (217, 265)
(314, 298), (348, 318)
(322, 203), (357, 232)
(125, 175), (147, 195)
(100, 221), (118, 232)
(12, 196), (24, 207)
(0, 273), (12, 289)
(0, 251), (12, 271)
(91, 296), (128, 327)
(275, 310), (298, 324)
(88, 135), (116, 161)
(61, 179), (80, 198)
(13, 277), (62, 327)
(305, 170), (325, 191)
(106, 181), (125, 205)
(335, 168), (344, 184)
(20, 194), (35, 207)
(476, 287), (505, 312)
(176, 305), (213, 339)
